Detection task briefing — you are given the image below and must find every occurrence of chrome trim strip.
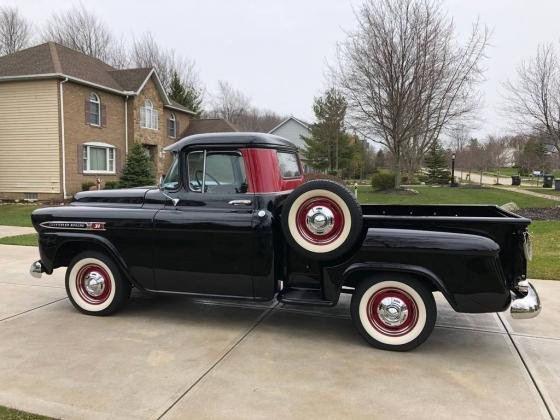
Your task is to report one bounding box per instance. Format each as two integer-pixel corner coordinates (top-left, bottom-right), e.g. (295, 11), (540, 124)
(228, 200), (252, 206)
(39, 221), (106, 231)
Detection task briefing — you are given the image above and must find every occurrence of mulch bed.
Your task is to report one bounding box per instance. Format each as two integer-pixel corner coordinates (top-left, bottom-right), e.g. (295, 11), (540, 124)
(515, 207), (560, 220)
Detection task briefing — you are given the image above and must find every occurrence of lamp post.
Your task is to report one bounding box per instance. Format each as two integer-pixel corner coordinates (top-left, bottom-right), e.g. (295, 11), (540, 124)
(451, 153), (456, 187)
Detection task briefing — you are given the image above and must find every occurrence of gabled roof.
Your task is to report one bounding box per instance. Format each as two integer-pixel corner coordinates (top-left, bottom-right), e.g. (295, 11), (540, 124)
(268, 116), (311, 134)
(181, 118), (238, 137)
(0, 42), (195, 115)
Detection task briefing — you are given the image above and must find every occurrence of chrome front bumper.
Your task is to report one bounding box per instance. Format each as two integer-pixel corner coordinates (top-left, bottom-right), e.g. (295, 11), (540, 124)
(29, 260), (44, 278)
(510, 281), (541, 319)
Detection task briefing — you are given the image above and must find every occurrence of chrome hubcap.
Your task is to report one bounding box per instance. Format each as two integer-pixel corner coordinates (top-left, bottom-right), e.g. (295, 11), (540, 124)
(305, 206), (335, 235)
(83, 271), (106, 297)
(377, 296), (409, 327)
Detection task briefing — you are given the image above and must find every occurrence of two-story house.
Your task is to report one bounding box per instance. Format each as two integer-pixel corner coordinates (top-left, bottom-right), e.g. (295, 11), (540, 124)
(0, 42), (195, 200)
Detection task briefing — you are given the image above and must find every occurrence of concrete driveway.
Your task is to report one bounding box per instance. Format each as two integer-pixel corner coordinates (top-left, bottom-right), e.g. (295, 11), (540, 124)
(0, 244), (558, 420)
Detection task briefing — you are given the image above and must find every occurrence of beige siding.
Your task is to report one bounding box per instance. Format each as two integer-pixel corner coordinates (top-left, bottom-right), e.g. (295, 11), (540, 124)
(0, 80), (60, 193)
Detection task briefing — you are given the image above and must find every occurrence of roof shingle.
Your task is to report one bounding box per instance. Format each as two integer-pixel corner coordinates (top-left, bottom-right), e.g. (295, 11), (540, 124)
(181, 118), (238, 137)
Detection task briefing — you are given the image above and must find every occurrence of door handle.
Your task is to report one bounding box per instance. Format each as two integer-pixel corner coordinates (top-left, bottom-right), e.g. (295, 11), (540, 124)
(228, 199), (252, 206)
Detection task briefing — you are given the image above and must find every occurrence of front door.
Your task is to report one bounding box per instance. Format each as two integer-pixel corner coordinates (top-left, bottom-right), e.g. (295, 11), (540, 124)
(153, 148), (256, 297)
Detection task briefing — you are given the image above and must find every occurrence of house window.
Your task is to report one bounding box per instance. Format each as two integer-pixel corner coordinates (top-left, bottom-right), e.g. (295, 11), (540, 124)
(83, 142), (116, 174)
(140, 99), (158, 130)
(88, 93), (101, 126)
(168, 113), (177, 138)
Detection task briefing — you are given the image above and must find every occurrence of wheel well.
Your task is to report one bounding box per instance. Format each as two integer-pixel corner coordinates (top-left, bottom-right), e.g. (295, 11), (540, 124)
(343, 269), (439, 293)
(53, 241), (113, 270)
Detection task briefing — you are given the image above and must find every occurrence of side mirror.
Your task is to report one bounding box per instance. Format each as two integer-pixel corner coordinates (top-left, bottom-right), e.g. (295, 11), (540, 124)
(158, 175), (179, 207)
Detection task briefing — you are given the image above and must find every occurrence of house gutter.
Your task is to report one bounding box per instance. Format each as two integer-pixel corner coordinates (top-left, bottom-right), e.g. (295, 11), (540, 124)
(59, 77), (69, 199)
(124, 95), (129, 155)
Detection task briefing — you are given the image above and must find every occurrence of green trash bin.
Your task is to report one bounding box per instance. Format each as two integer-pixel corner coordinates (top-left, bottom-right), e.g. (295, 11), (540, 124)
(543, 174), (554, 188)
(555, 179), (560, 191)
(511, 175), (521, 186)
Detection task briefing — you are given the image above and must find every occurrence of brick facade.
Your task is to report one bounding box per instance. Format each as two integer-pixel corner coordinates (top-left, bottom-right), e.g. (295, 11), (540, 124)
(63, 82), (126, 195)
(62, 76), (191, 196)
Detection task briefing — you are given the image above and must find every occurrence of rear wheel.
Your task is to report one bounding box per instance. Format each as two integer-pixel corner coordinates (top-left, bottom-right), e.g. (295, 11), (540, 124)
(281, 180), (363, 261)
(65, 251), (130, 316)
(351, 276), (436, 351)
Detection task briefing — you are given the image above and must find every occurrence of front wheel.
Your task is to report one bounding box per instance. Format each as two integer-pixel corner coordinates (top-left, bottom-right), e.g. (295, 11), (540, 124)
(351, 276), (436, 351)
(65, 251), (131, 316)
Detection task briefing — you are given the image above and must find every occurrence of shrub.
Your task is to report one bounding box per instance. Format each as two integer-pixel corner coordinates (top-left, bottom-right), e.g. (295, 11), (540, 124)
(104, 181), (119, 189)
(81, 181), (95, 191)
(371, 172), (395, 191)
(119, 143), (156, 188)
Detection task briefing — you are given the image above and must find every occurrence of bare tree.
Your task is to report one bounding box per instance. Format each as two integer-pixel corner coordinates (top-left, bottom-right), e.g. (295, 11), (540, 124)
(504, 43), (560, 154)
(42, 5), (115, 62)
(333, 0), (488, 187)
(130, 32), (202, 96)
(235, 109), (285, 132)
(483, 135), (510, 184)
(0, 6), (31, 56)
(208, 81), (251, 126)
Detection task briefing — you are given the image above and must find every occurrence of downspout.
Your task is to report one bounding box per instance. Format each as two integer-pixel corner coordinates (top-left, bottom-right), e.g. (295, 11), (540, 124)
(59, 77), (68, 199)
(124, 95), (129, 155)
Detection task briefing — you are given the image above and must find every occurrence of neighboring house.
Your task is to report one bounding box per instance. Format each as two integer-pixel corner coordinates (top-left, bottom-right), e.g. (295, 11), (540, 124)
(268, 116), (310, 149)
(182, 118), (238, 136)
(0, 42), (195, 200)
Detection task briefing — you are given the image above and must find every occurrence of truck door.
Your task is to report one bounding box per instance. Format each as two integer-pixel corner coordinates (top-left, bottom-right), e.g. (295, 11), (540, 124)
(152, 149), (256, 297)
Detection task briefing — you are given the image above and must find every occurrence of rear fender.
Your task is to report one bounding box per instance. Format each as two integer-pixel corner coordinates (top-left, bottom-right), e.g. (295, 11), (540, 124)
(342, 262), (456, 308)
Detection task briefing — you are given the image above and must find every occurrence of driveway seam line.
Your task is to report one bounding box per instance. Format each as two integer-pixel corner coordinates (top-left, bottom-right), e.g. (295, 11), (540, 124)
(0, 297), (68, 323)
(156, 302), (280, 420)
(497, 313), (554, 419)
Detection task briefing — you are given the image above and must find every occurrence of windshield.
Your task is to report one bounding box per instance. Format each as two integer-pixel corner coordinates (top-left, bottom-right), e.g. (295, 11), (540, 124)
(162, 153), (180, 189)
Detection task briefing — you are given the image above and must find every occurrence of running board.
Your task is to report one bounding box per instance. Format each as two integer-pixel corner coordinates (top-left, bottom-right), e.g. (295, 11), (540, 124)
(278, 287), (334, 306)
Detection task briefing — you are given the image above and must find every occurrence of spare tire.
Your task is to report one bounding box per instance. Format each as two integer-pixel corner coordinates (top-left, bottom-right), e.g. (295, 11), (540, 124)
(281, 179), (363, 261)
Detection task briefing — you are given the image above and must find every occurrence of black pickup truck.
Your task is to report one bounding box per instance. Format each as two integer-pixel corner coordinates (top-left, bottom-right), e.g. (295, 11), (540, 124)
(30, 132), (541, 351)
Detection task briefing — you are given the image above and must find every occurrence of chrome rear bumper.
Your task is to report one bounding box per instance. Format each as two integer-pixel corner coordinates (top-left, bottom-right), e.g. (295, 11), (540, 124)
(29, 260), (44, 278)
(510, 281), (541, 319)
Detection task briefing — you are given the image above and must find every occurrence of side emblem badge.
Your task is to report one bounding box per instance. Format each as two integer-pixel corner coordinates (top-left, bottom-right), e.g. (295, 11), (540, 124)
(40, 221), (106, 231)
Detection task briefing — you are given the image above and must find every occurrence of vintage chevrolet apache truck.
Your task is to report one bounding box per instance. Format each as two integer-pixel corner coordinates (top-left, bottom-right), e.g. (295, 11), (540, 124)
(30, 132), (541, 351)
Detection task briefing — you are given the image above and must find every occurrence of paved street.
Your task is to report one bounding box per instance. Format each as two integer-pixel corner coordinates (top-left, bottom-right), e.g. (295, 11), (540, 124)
(0, 244), (558, 419)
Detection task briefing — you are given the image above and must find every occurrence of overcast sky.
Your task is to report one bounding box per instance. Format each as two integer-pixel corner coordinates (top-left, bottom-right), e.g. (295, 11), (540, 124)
(4, 0), (560, 138)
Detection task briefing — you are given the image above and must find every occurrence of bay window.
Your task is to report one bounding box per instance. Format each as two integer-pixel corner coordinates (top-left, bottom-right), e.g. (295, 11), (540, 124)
(83, 142), (116, 174)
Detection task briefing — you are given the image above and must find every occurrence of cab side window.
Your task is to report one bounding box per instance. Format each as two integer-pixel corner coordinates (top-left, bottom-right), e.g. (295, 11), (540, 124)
(187, 151), (247, 194)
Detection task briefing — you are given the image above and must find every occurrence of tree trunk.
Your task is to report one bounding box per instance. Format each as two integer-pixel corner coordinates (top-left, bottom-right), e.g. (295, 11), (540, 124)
(393, 158), (402, 189)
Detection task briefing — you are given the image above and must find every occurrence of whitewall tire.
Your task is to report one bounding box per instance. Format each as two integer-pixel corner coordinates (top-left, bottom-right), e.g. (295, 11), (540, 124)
(351, 276), (436, 351)
(65, 251), (130, 316)
(281, 180), (363, 261)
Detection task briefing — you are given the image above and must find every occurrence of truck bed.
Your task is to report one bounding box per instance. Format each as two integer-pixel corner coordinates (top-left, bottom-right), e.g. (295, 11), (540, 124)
(361, 204), (530, 286)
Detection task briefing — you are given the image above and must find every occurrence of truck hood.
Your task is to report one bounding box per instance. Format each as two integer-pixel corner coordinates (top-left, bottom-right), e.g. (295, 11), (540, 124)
(72, 187), (155, 206)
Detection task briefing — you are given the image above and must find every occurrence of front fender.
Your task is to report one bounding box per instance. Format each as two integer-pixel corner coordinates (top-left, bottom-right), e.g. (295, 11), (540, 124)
(38, 232), (143, 289)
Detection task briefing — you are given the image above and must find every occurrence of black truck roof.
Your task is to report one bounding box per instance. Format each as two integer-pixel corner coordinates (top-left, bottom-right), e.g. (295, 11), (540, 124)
(164, 132), (298, 153)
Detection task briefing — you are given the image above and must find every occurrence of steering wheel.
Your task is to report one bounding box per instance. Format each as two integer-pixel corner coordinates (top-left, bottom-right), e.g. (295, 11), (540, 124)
(194, 170), (221, 187)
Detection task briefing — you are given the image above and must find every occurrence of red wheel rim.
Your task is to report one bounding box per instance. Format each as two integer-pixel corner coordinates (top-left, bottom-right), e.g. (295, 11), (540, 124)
(75, 264), (112, 305)
(366, 288), (418, 337)
(295, 196), (345, 245)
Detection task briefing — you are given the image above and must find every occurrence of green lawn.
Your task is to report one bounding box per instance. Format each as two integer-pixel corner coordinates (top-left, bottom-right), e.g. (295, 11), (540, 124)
(483, 167), (520, 177)
(0, 406), (52, 420)
(0, 204), (40, 227)
(0, 233), (38, 246)
(358, 185), (558, 208)
(525, 188), (560, 196)
(528, 221), (560, 280)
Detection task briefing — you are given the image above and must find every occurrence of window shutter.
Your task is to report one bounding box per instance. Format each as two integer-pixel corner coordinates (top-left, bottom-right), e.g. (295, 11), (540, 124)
(78, 144), (84, 173)
(101, 104), (107, 127)
(176, 120), (180, 137)
(115, 148), (122, 174)
(167, 118), (172, 137)
(84, 100), (89, 125)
